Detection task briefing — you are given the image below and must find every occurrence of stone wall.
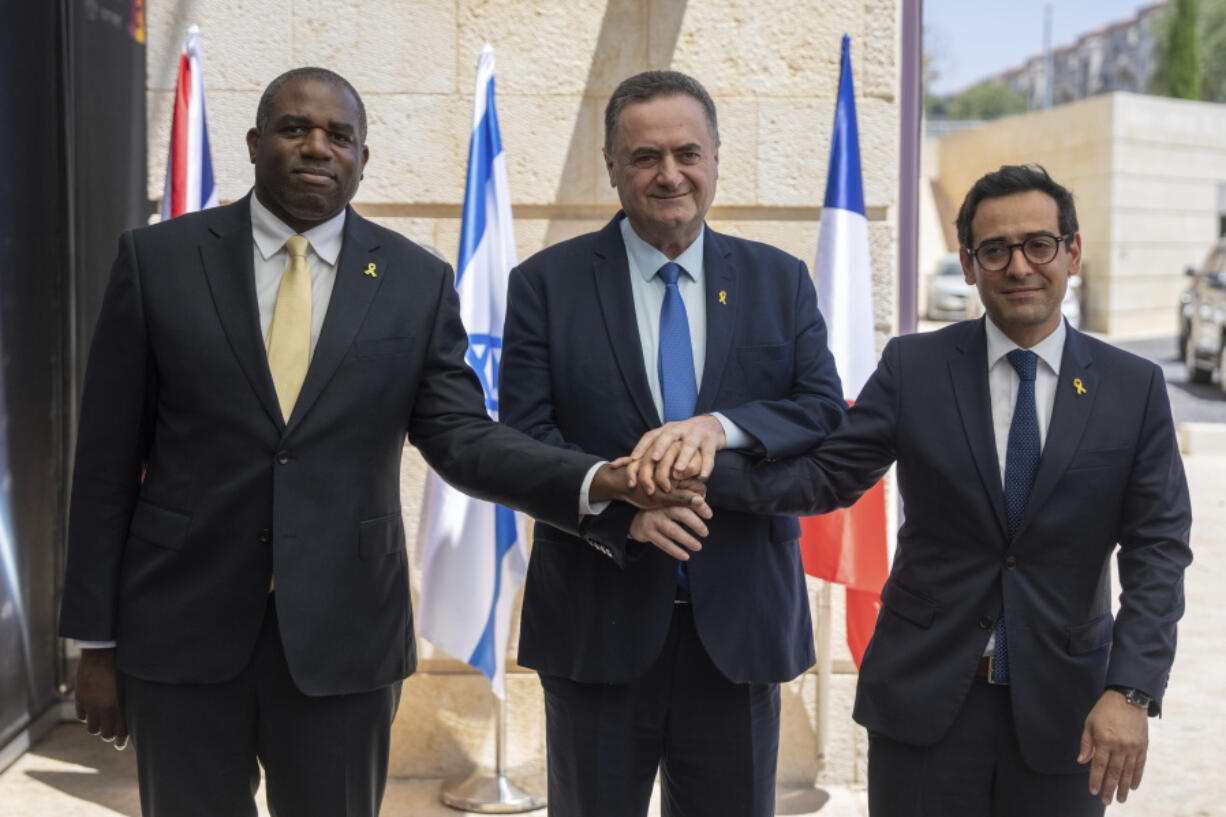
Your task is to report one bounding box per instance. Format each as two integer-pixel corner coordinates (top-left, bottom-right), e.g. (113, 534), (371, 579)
(937, 92), (1226, 335)
(145, 0), (902, 789)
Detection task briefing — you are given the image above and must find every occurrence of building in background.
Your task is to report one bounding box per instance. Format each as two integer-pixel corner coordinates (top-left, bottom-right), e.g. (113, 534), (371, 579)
(991, 2), (1168, 108)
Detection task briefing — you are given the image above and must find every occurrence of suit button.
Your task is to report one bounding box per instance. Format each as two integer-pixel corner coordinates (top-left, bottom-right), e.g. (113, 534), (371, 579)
(979, 616), (993, 629)
(258, 529), (271, 544)
(276, 450), (291, 465)
(1005, 556), (1017, 570)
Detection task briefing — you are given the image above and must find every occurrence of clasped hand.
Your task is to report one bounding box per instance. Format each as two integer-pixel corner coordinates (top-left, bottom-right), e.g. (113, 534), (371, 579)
(609, 416), (728, 561)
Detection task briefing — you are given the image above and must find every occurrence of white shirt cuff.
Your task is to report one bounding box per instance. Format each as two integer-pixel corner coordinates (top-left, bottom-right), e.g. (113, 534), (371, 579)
(711, 411), (753, 451)
(76, 640), (117, 650)
(579, 461), (612, 517)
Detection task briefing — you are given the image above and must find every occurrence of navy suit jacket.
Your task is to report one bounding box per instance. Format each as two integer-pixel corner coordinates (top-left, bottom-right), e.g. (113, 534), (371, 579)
(60, 196), (600, 696)
(500, 214), (846, 685)
(707, 319), (1192, 774)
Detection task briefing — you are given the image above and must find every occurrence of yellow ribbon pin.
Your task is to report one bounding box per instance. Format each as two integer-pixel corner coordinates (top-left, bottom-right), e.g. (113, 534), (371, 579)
(364, 262), (377, 277)
(1073, 377), (1087, 395)
(718, 290), (727, 305)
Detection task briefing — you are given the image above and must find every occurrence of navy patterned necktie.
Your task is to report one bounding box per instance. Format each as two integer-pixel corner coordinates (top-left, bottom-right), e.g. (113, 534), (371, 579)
(994, 348), (1040, 682)
(657, 261), (697, 590)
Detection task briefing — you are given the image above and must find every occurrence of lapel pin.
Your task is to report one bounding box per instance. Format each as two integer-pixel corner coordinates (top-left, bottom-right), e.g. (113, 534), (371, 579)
(1073, 377), (1087, 396)
(364, 262), (377, 278)
(718, 290), (727, 305)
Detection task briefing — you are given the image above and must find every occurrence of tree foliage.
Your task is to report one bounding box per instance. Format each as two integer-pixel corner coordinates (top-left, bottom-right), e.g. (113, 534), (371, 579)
(1201, 0), (1226, 101)
(1151, 0), (1203, 99)
(926, 81), (1029, 121)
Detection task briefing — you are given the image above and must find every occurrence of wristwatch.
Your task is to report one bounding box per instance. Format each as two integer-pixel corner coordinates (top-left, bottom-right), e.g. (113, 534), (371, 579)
(1108, 685), (1152, 711)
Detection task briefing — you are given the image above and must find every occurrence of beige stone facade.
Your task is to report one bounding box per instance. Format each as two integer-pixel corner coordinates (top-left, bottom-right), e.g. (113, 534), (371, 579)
(145, 0), (902, 789)
(934, 92), (1226, 335)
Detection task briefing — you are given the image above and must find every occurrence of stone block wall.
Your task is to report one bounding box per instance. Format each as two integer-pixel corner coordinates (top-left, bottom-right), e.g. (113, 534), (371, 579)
(145, 0), (901, 789)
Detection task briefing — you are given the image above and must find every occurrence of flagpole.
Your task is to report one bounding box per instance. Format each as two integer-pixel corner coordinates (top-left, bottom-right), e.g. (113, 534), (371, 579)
(815, 580), (833, 775)
(436, 45), (545, 814)
(440, 690), (544, 813)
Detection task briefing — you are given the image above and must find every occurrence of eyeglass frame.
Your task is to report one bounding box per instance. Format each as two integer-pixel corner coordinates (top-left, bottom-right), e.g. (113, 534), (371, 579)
(964, 233), (1074, 272)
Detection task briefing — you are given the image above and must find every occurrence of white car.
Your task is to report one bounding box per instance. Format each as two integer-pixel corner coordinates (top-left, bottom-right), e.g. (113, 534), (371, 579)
(926, 253), (972, 320)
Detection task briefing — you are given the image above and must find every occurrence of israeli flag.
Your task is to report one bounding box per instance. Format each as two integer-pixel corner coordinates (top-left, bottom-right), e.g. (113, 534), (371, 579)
(417, 44), (525, 699)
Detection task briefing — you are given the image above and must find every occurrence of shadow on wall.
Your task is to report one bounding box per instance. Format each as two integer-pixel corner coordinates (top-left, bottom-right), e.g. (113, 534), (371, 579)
(544, 1), (689, 248)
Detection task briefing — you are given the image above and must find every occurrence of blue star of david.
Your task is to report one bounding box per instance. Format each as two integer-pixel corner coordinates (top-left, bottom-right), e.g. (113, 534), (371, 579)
(466, 333), (501, 414)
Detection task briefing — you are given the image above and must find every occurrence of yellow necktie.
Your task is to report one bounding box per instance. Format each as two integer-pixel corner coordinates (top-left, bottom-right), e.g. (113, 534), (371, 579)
(266, 235), (312, 423)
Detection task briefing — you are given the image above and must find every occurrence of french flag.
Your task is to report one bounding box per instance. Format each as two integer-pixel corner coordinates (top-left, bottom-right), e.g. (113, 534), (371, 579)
(160, 25), (218, 220)
(800, 34), (890, 668)
(417, 45), (525, 699)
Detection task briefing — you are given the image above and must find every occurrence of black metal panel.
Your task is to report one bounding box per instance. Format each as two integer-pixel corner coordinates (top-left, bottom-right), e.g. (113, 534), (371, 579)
(0, 0), (148, 752)
(0, 0), (72, 749)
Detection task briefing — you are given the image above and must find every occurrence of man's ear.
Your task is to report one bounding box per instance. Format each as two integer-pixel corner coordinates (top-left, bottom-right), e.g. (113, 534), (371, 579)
(603, 148), (616, 187)
(959, 248), (977, 285)
(1067, 233), (1082, 278)
(246, 128), (260, 164)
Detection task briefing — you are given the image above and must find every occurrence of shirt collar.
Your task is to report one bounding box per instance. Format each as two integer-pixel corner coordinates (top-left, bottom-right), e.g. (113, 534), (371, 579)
(984, 314), (1066, 376)
(249, 191), (346, 266)
(619, 215), (705, 282)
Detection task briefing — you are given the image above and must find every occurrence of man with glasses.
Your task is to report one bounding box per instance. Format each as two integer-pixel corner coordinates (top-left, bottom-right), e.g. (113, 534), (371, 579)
(689, 164), (1192, 815)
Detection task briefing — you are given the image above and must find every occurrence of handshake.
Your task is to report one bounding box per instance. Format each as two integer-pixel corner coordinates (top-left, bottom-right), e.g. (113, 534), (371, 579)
(587, 415), (726, 561)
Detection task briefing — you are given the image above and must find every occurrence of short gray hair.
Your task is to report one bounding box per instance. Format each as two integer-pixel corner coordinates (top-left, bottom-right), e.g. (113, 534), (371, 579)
(604, 70), (719, 153)
(255, 67), (367, 144)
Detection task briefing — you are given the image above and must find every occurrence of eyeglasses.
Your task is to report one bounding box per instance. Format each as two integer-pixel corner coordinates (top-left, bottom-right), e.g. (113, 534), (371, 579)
(966, 234), (1072, 272)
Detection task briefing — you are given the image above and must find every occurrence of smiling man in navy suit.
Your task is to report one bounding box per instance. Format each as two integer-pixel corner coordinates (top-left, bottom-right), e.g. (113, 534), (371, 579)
(699, 165), (1193, 816)
(499, 70), (846, 816)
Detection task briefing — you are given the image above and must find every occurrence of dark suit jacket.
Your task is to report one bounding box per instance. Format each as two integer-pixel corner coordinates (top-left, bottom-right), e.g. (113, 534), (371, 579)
(499, 214), (846, 685)
(707, 319), (1192, 774)
(59, 196), (600, 696)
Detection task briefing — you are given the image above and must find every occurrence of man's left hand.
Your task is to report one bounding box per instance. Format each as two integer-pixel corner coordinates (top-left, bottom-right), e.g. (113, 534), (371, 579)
(1078, 689), (1149, 805)
(625, 416), (727, 492)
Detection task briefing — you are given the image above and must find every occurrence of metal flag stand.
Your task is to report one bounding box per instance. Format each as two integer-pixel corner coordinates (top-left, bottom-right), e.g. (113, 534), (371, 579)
(440, 694), (544, 813)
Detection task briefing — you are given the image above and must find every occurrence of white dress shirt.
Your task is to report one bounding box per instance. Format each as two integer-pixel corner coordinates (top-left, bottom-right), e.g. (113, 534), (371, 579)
(250, 193), (345, 354)
(982, 315), (1066, 654)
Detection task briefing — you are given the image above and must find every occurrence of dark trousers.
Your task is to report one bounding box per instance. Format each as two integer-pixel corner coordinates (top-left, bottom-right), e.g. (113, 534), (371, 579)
(539, 601), (780, 817)
(121, 596), (401, 817)
(867, 677), (1105, 817)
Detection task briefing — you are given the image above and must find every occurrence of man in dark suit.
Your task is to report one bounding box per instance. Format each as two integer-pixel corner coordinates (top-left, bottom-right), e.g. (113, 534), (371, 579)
(499, 70), (846, 816)
(59, 67), (698, 817)
(694, 165), (1192, 815)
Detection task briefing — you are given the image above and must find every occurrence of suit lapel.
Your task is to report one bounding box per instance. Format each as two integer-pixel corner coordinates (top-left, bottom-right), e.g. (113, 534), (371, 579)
(695, 227), (735, 414)
(592, 216), (660, 428)
(1015, 326), (1097, 539)
(199, 196), (285, 431)
(286, 207), (386, 433)
(947, 319), (1010, 541)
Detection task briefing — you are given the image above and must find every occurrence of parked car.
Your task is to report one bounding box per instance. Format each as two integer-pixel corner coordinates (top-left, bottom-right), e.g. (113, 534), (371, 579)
(1182, 242), (1226, 391)
(926, 253), (972, 320)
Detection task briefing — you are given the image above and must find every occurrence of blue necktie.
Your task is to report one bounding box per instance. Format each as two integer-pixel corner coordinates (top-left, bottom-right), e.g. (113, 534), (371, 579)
(657, 261), (697, 590)
(994, 348), (1040, 683)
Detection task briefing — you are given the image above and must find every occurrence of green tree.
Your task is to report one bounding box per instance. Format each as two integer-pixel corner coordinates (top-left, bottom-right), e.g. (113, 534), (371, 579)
(1200, 0), (1226, 101)
(1151, 0), (1203, 99)
(941, 81), (1029, 121)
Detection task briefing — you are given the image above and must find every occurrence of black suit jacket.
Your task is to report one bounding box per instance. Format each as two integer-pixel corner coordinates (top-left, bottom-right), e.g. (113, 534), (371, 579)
(60, 196), (600, 696)
(707, 319), (1193, 774)
(500, 215), (846, 685)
